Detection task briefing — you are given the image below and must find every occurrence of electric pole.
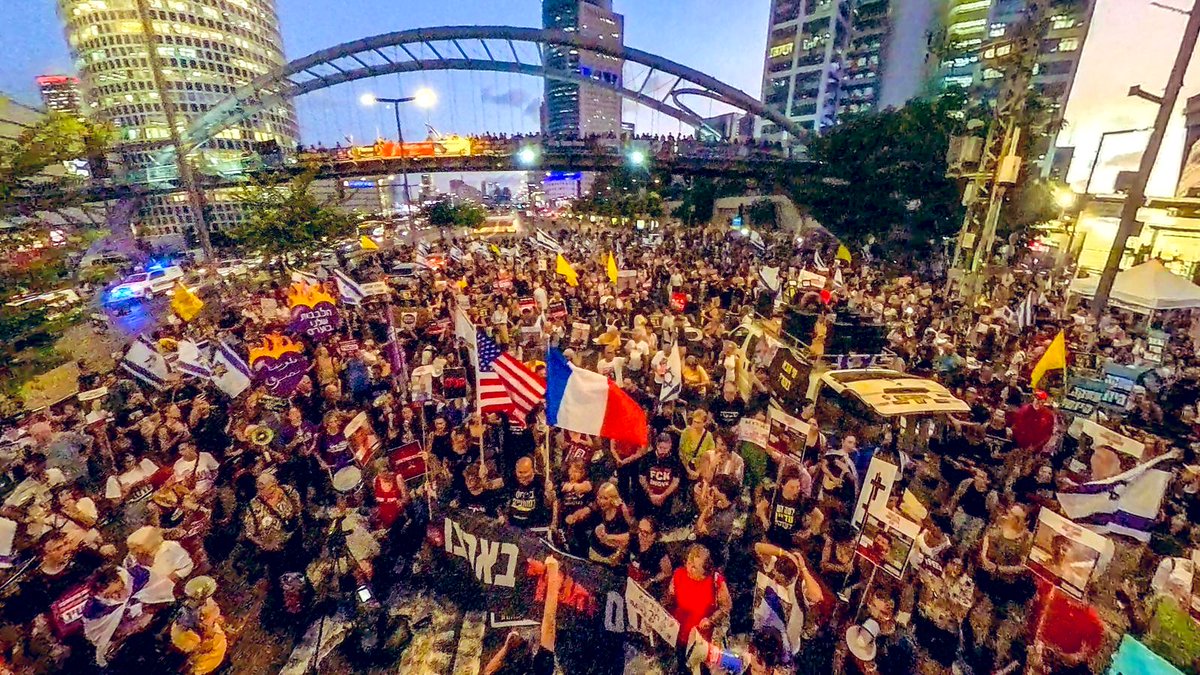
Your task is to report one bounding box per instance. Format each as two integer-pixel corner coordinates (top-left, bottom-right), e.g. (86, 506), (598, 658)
(947, 1), (1051, 298)
(134, 0), (213, 262)
(1091, 0), (1200, 321)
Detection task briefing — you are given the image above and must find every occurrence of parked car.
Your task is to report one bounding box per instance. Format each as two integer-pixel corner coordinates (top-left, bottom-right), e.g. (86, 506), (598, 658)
(106, 265), (184, 303)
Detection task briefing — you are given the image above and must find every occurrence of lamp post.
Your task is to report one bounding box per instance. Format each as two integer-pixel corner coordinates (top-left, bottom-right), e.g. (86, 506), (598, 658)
(360, 88), (437, 218)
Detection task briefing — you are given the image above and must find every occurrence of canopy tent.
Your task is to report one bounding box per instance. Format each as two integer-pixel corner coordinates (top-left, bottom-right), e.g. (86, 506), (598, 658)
(1069, 260), (1200, 312)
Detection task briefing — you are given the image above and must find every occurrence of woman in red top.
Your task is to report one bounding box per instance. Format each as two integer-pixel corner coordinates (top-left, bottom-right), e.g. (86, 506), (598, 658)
(665, 544), (732, 648)
(371, 465), (409, 530)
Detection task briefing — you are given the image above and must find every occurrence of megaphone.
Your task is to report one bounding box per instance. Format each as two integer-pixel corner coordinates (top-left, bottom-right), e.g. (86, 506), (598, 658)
(684, 628), (745, 674)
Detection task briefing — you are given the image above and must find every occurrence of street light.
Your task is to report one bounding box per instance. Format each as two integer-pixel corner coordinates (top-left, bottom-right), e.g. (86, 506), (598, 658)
(360, 88), (438, 215)
(517, 147), (538, 166)
(629, 150), (646, 166)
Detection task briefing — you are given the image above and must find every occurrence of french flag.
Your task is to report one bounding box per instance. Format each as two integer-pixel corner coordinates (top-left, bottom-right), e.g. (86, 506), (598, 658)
(545, 349), (649, 448)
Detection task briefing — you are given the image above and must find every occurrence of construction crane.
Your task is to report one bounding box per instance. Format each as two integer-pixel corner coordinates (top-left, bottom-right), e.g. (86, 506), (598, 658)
(946, 1), (1054, 298)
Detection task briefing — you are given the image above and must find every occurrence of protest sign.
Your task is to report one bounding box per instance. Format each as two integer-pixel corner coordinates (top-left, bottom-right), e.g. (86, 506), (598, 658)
(287, 282), (340, 341)
(1028, 507), (1114, 600)
(767, 406), (811, 462)
(855, 506), (921, 579)
(797, 270), (827, 289)
(736, 418), (769, 450)
(853, 457), (899, 529)
(624, 578), (680, 644)
(766, 348), (808, 408)
(1145, 329), (1168, 364)
(1106, 634), (1183, 674)
(548, 301), (568, 320)
(1067, 417), (1145, 459)
(388, 441), (427, 482)
(1101, 361), (1152, 411)
(1062, 376), (1108, 418)
(334, 339), (360, 358)
(248, 334), (309, 397)
(669, 292), (687, 313)
(360, 281), (390, 298)
(442, 367), (468, 400)
(50, 583), (90, 637)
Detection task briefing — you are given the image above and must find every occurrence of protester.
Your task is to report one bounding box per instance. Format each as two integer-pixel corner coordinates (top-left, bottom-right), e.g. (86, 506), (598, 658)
(1, 219), (1196, 674)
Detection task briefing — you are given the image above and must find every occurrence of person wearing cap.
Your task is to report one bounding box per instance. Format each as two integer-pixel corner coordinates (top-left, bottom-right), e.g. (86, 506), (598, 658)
(835, 590), (916, 675)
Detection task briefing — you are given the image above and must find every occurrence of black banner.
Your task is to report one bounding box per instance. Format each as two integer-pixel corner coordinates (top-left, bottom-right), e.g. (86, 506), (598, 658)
(432, 510), (632, 675)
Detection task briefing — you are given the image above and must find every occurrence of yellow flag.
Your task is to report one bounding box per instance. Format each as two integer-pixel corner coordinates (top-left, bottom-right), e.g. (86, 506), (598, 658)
(1030, 330), (1067, 388)
(489, 244), (501, 256)
(360, 235), (379, 251)
(170, 282), (204, 322)
(606, 252), (619, 285)
(836, 244), (852, 262)
(556, 253), (578, 287)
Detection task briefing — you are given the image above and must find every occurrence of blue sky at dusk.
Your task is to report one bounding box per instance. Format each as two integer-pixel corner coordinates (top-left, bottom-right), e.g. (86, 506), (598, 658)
(4, 1), (1200, 197)
(1, 0), (770, 146)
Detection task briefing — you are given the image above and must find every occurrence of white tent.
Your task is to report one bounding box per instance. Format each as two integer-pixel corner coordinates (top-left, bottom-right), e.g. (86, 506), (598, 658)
(1069, 260), (1200, 312)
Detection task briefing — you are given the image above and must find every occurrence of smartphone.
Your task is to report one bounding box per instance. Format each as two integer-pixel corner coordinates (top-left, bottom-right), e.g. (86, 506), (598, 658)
(356, 585), (373, 603)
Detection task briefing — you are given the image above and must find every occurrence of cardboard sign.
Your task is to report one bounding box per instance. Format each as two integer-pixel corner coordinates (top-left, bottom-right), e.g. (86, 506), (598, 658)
(855, 506), (922, 579)
(853, 457), (899, 529)
(425, 318), (451, 336)
(1028, 507), (1114, 600)
(736, 418), (769, 449)
(1067, 418), (1145, 459)
(624, 577), (680, 645)
(389, 441), (428, 482)
(548, 302), (568, 320)
(360, 280), (390, 297)
(669, 292), (687, 313)
(50, 583), (91, 637)
(797, 270), (827, 289)
(767, 406), (811, 461)
(334, 339), (360, 358)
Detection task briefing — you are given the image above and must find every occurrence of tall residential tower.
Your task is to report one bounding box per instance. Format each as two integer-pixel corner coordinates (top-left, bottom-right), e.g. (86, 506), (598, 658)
(542, 0), (625, 139)
(55, 0), (297, 240)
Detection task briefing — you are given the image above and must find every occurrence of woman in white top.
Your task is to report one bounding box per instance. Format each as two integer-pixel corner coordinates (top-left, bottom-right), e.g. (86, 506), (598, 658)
(172, 442), (220, 497)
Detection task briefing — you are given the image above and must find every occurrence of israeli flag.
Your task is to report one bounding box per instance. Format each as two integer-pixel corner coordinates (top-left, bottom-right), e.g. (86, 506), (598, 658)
(211, 339), (252, 399)
(334, 268), (366, 306)
(121, 335), (170, 390)
(175, 339), (213, 379)
(533, 228), (563, 253)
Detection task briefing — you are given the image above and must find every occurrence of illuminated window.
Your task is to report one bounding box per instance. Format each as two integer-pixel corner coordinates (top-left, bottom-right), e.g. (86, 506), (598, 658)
(1057, 37), (1079, 52)
(1051, 15), (1077, 30)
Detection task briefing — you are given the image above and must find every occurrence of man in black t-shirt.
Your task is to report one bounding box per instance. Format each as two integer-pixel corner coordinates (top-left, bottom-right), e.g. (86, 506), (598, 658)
(456, 463), (503, 518)
(708, 381), (746, 430)
(504, 456), (551, 529)
(638, 433), (683, 521)
(756, 464), (808, 549)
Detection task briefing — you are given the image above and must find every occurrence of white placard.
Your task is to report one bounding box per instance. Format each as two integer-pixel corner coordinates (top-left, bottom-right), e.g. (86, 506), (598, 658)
(624, 578), (680, 645)
(360, 281), (390, 297)
(1067, 418), (1144, 459)
(736, 418), (769, 448)
(853, 457), (899, 529)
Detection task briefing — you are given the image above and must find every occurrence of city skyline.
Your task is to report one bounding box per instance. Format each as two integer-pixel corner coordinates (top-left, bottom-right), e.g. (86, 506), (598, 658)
(2, 0), (1198, 197)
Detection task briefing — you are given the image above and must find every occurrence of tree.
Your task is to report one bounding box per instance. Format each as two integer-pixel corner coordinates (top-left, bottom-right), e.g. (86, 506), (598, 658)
(0, 113), (112, 211)
(424, 198), (486, 229)
(748, 198), (779, 230)
(786, 91), (966, 259)
(231, 169), (354, 259)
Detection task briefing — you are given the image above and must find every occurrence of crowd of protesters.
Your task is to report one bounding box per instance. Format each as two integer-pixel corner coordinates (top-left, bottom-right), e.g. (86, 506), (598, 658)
(0, 217), (1198, 675)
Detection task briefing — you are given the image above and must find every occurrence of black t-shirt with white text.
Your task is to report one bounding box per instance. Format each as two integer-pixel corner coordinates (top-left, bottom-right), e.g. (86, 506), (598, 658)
(708, 396), (746, 429)
(507, 477), (550, 528)
(639, 453), (684, 497)
(766, 489), (805, 548)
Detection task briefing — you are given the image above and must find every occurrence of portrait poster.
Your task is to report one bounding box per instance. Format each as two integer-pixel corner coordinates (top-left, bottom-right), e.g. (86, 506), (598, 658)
(1028, 507), (1114, 600)
(854, 506), (921, 579)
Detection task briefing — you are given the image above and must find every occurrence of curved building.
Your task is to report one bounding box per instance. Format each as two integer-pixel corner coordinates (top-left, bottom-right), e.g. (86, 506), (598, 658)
(56, 0), (297, 240)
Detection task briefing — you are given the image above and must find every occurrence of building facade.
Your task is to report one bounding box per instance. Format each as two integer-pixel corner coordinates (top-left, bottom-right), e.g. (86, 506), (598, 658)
(758, 0), (852, 140)
(935, 0), (1095, 171)
(55, 0), (297, 240)
(36, 75), (84, 116)
(840, 0), (938, 117)
(542, 0), (625, 139)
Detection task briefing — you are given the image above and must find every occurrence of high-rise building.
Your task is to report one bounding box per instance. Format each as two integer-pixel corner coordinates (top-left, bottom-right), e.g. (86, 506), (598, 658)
(36, 75), (83, 116)
(542, 0), (624, 139)
(934, 0), (1095, 171)
(55, 0), (298, 241)
(758, 0), (852, 140)
(840, 0), (938, 117)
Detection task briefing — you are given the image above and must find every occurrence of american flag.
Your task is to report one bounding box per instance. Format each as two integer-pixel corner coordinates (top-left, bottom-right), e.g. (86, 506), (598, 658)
(476, 334), (546, 424)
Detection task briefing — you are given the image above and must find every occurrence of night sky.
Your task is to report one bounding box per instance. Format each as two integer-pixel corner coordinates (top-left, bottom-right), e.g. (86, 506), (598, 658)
(1, 0), (1197, 196)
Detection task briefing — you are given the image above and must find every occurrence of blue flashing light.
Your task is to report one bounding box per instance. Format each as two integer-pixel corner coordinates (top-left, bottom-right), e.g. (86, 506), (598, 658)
(108, 287), (134, 302)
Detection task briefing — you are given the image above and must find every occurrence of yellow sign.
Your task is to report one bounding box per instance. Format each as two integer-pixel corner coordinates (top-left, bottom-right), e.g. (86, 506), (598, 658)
(769, 42), (794, 59)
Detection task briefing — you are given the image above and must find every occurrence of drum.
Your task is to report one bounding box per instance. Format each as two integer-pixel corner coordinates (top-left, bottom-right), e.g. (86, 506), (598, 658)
(332, 466), (364, 507)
